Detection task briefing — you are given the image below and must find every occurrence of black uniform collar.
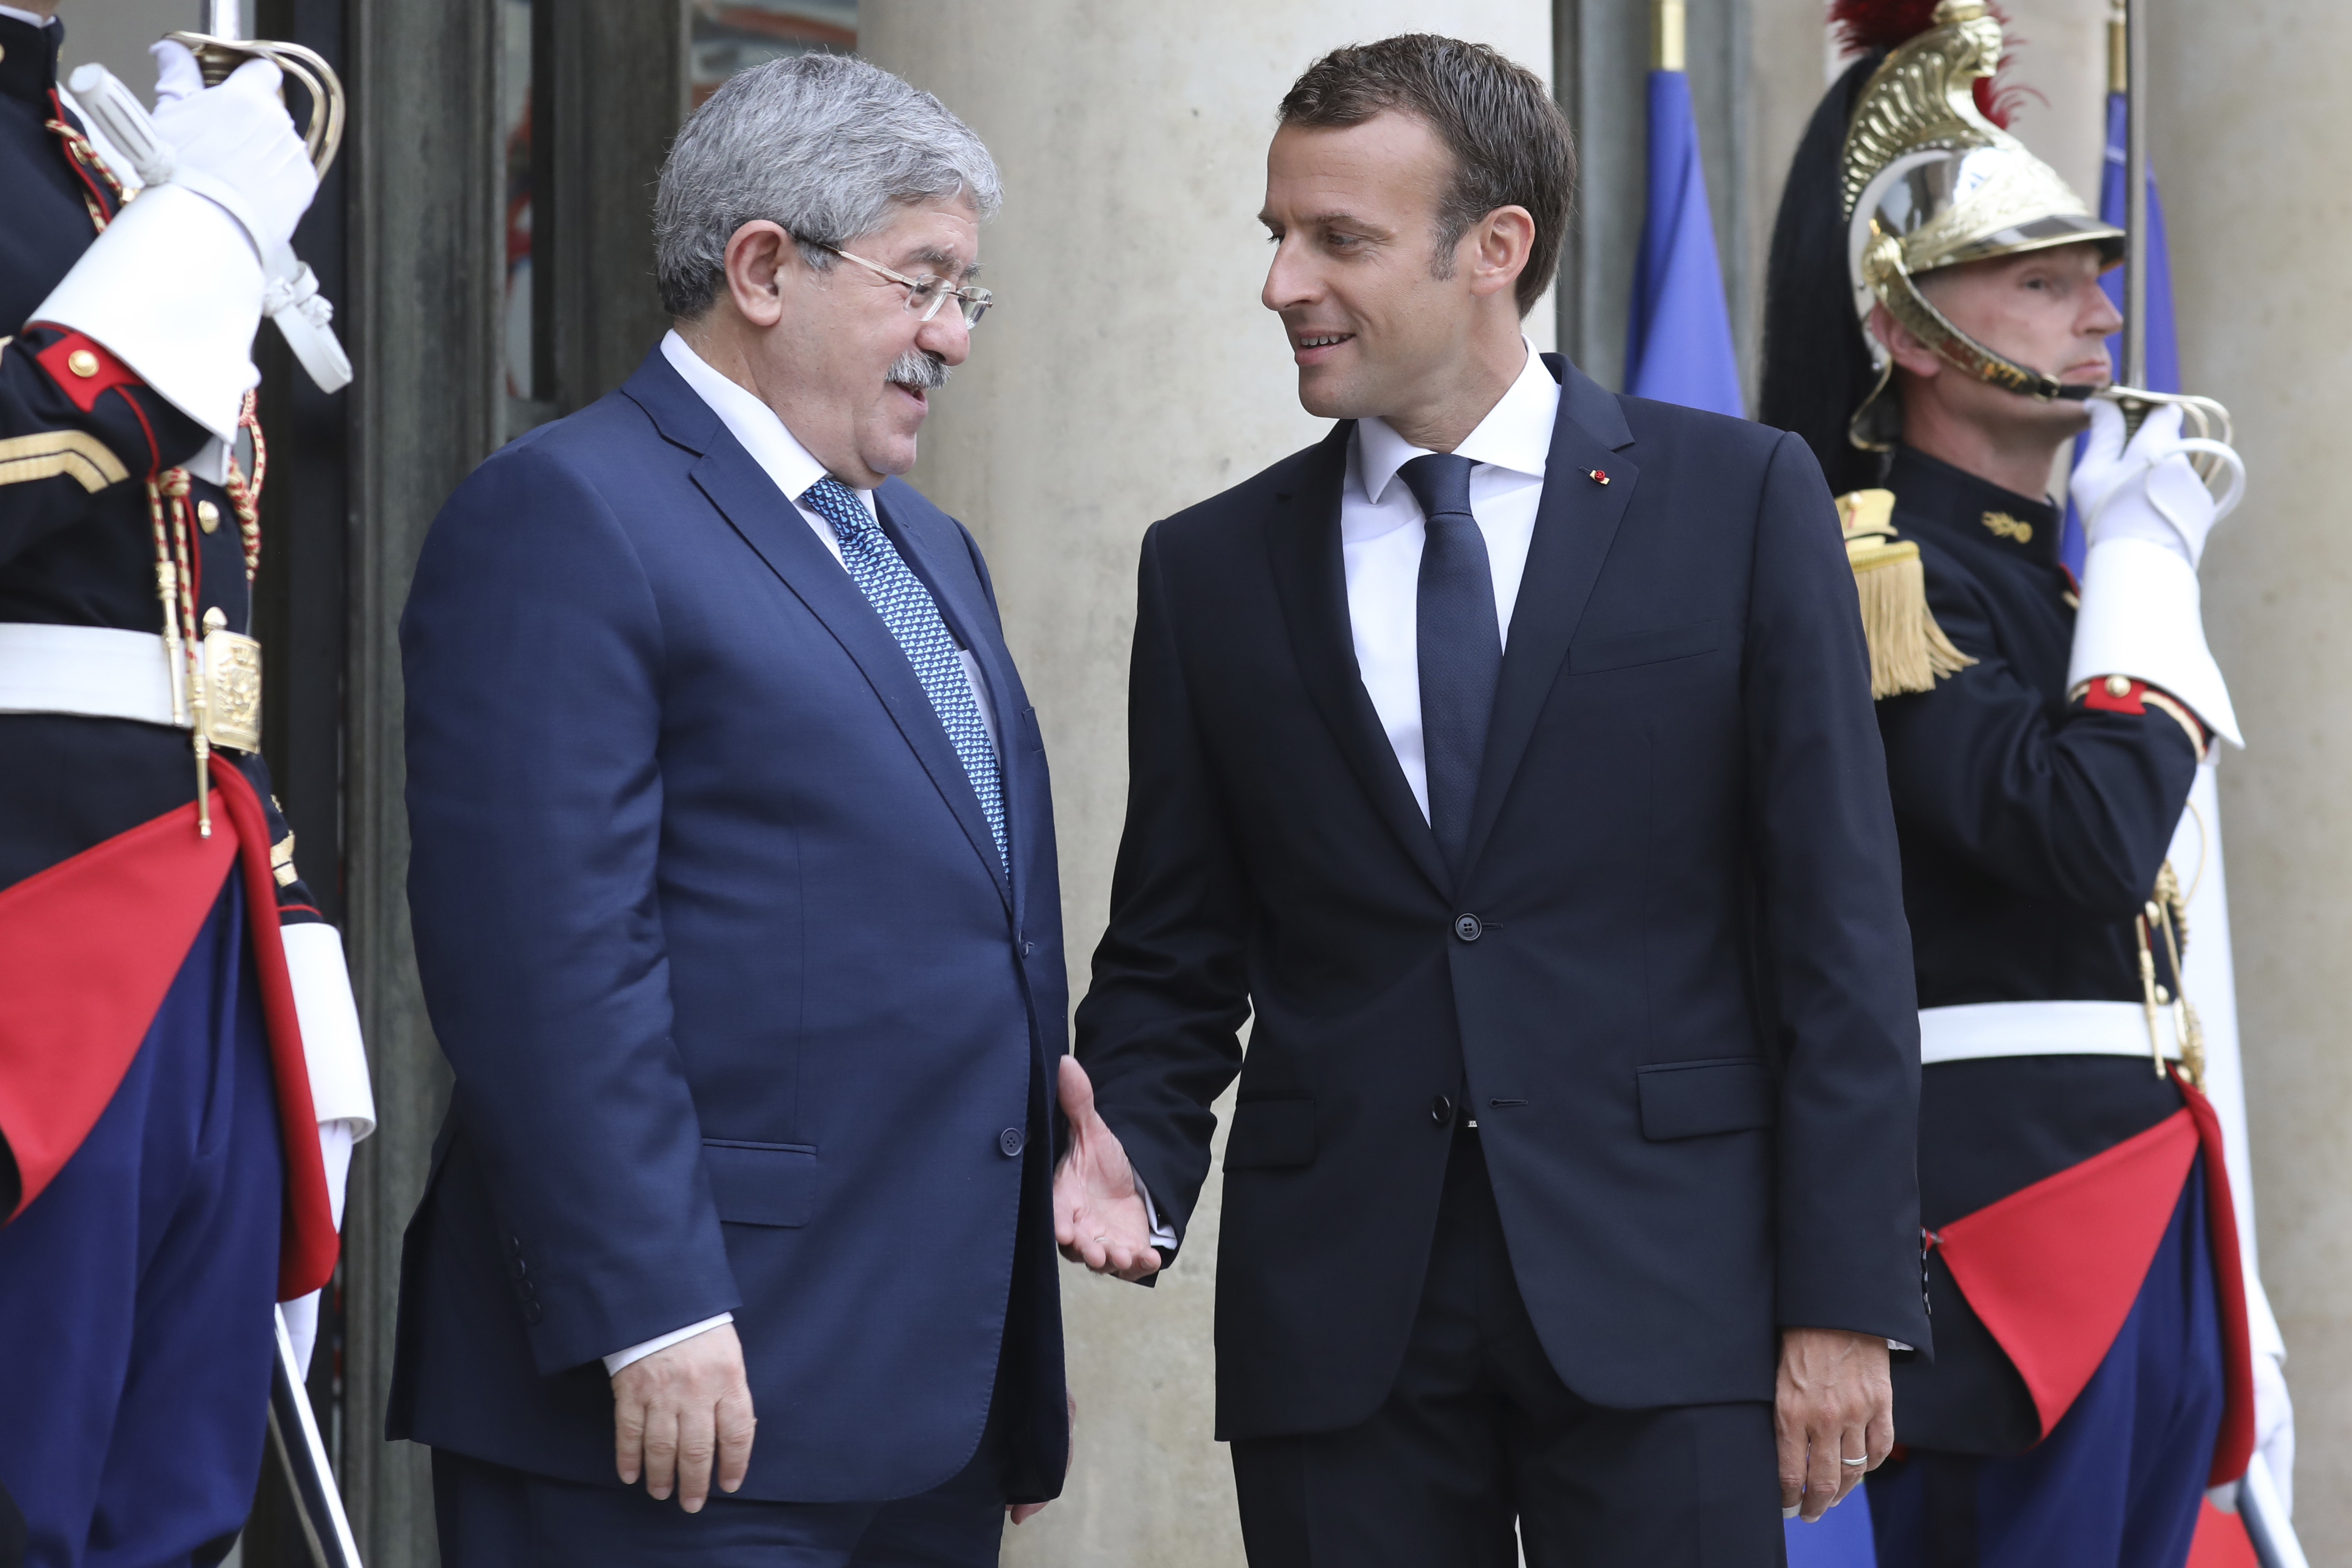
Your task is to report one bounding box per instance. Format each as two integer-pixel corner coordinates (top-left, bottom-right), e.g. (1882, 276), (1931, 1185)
(1887, 444), (2061, 570)
(0, 12), (61, 106)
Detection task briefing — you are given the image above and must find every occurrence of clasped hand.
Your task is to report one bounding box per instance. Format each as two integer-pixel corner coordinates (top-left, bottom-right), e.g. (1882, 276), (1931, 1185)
(1051, 1057), (1161, 1283)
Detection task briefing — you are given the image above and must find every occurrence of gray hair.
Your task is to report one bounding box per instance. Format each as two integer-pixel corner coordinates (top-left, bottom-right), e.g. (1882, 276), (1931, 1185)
(654, 53), (1001, 319)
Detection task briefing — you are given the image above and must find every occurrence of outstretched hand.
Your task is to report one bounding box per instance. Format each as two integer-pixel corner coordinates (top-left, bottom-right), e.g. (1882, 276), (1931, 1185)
(1052, 1056), (1161, 1282)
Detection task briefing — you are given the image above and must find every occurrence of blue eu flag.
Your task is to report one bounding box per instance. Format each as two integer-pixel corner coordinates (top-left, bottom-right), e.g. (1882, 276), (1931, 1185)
(1624, 67), (1744, 417)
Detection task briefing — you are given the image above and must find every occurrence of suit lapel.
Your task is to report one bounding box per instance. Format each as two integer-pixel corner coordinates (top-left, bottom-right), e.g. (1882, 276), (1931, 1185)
(1460, 359), (1639, 876)
(687, 439), (1012, 908)
(1263, 424), (1453, 898)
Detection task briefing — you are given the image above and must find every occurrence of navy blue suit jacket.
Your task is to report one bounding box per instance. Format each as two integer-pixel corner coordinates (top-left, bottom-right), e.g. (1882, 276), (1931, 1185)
(1077, 359), (1932, 1440)
(390, 348), (1069, 1504)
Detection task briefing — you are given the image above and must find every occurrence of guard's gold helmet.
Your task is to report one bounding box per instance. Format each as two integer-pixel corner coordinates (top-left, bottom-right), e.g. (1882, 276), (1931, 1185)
(1840, 0), (2122, 450)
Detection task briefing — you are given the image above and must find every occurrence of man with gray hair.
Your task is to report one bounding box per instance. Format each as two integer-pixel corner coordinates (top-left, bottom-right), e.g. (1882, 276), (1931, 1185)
(391, 54), (1071, 1562)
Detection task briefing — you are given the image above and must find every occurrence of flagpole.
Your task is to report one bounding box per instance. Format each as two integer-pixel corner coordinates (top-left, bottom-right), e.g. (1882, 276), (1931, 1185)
(2120, 0), (2149, 388)
(1651, 0), (1684, 73)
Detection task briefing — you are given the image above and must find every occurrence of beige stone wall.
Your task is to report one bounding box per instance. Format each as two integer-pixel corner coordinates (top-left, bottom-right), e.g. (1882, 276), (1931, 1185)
(860, 4), (1550, 1562)
(2152, 0), (2352, 1556)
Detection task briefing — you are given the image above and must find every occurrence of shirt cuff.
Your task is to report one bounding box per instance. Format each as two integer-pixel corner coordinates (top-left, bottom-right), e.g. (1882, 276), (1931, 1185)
(603, 1313), (734, 1376)
(1134, 1174), (1178, 1251)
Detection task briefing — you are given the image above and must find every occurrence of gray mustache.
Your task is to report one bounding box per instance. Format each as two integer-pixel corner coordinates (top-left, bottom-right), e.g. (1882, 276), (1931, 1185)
(888, 350), (951, 391)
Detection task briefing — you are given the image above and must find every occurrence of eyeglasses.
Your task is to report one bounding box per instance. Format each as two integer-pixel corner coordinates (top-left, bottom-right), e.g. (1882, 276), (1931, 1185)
(813, 241), (993, 328)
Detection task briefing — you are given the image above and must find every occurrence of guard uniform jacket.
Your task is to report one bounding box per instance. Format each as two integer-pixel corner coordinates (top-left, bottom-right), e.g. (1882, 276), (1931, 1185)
(0, 13), (323, 1214)
(1874, 444), (2202, 1452)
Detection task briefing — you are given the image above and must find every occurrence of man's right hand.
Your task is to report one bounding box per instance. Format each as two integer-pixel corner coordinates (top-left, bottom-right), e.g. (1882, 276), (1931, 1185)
(611, 1321), (757, 1513)
(1052, 1056), (1161, 1282)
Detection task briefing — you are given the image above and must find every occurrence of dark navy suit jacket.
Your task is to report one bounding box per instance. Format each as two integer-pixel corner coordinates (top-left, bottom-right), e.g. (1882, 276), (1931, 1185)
(390, 349), (1069, 1504)
(1077, 358), (1933, 1441)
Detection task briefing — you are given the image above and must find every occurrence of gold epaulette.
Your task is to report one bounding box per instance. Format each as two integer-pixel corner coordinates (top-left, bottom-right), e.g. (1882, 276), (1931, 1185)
(1835, 488), (1975, 700)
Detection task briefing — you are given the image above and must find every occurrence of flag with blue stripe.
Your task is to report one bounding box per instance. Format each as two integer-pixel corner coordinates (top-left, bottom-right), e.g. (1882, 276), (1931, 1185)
(1624, 66), (1744, 417)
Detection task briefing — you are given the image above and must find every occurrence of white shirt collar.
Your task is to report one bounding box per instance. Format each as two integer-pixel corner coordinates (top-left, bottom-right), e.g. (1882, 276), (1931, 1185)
(659, 328), (873, 516)
(0, 7), (59, 29)
(1354, 337), (1557, 507)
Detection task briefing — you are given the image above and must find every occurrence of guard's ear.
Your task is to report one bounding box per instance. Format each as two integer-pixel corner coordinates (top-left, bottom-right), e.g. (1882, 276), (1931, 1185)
(723, 220), (796, 329)
(1869, 300), (1941, 380)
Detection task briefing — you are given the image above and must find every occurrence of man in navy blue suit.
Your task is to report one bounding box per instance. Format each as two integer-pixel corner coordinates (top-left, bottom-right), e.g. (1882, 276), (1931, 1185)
(1050, 35), (1930, 1565)
(395, 54), (1068, 1564)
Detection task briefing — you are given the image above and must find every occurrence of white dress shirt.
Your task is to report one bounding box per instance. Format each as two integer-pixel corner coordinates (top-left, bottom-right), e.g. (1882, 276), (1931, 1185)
(604, 334), (1001, 1376)
(1343, 339), (1558, 820)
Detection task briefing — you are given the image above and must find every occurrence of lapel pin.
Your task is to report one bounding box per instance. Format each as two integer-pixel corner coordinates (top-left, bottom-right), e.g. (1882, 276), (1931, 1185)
(1587, 468), (1610, 486)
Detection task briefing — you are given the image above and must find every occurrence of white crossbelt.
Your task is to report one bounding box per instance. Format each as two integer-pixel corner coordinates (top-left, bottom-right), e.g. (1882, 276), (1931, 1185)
(1920, 1000), (2184, 1065)
(0, 623), (181, 726)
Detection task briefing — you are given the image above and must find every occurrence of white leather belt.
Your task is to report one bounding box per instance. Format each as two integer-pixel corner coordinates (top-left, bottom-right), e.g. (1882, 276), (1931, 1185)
(0, 623), (181, 726)
(1920, 1000), (2183, 1065)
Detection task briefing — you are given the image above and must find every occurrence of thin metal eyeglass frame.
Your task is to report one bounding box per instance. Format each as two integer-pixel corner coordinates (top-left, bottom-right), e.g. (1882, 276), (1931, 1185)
(814, 241), (992, 327)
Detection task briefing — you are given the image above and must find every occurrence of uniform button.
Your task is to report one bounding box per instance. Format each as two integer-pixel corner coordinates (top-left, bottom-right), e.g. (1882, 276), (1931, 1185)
(1430, 1095), (1454, 1126)
(2105, 675), (2133, 698)
(66, 348), (99, 378)
(999, 1126), (1026, 1157)
(1453, 913), (1482, 942)
(196, 500), (221, 534)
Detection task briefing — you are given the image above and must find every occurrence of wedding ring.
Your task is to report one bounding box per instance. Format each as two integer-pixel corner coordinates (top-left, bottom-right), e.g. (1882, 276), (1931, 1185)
(1841, 1456), (1869, 1467)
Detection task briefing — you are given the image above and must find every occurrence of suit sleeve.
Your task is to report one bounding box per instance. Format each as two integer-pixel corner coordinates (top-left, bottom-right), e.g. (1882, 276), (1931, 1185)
(1072, 522), (1254, 1253)
(1877, 548), (2199, 918)
(1743, 432), (1931, 1349)
(401, 442), (739, 1374)
(0, 328), (208, 570)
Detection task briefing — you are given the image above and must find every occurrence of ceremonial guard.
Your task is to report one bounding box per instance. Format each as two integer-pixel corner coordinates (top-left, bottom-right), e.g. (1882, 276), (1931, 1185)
(1761, 3), (2290, 1563)
(0, 10), (372, 1564)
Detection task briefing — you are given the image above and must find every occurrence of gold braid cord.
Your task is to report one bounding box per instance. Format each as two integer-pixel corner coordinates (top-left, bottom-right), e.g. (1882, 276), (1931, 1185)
(2134, 861), (2206, 1089)
(42, 107), (128, 234)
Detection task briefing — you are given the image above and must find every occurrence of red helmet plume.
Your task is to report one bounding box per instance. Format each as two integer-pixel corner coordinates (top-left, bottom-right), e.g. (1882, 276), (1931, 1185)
(1828, 0), (2035, 128)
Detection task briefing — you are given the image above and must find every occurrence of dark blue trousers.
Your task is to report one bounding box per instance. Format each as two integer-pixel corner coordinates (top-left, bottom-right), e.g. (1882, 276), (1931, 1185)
(1868, 1159), (2225, 1568)
(0, 882), (285, 1568)
(431, 1403), (1013, 1568)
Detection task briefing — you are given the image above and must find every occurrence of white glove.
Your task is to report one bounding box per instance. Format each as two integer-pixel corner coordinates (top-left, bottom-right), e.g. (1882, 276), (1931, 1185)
(2254, 1349), (2294, 1516)
(147, 42), (317, 259)
(2069, 399), (2244, 571)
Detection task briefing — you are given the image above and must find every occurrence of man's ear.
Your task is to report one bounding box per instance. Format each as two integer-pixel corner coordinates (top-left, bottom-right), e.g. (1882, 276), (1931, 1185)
(1870, 300), (1941, 380)
(723, 220), (796, 330)
(1466, 205), (1536, 302)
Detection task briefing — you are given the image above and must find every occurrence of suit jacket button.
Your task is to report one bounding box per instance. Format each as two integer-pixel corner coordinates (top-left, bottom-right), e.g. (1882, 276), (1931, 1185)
(1430, 1095), (1454, 1125)
(1453, 914), (1482, 942)
(1022, 941), (1035, 957)
(999, 1126), (1026, 1157)
(521, 1301), (544, 1326)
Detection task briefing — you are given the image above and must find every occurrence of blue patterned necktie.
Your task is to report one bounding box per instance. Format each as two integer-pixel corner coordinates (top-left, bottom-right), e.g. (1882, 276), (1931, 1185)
(799, 477), (1006, 872)
(1398, 452), (1501, 878)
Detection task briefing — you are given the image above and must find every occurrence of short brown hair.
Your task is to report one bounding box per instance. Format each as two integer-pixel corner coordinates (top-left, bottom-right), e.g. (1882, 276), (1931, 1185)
(1279, 35), (1574, 316)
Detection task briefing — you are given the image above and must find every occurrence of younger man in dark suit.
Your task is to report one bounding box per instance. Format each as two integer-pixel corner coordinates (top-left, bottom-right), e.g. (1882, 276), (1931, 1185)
(1051, 34), (1929, 1565)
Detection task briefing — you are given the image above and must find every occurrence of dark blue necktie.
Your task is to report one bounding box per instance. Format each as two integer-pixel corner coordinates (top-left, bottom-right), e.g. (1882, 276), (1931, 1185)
(799, 477), (1006, 872)
(1398, 453), (1500, 876)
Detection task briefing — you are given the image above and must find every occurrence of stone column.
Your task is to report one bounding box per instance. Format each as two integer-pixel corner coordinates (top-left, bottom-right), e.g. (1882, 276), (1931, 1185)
(859, 6), (1551, 1563)
(2153, 0), (2352, 1555)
